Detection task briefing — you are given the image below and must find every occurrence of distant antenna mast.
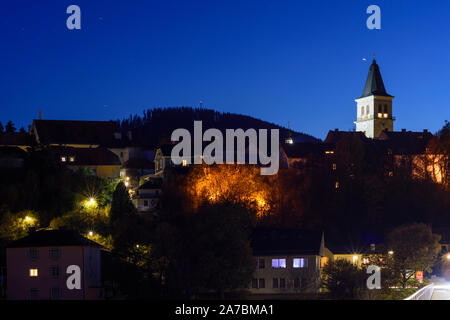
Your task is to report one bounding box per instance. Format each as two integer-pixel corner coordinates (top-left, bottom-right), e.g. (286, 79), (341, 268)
(285, 122), (294, 144)
(199, 100), (203, 109)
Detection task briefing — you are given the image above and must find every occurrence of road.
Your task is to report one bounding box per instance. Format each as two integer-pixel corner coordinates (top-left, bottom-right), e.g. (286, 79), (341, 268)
(431, 279), (450, 300)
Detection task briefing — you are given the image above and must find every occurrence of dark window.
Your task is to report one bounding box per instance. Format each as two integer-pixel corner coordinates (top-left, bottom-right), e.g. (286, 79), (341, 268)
(49, 248), (61, 260)
(384, 104), (388, 113)
(259, 278), (265, 289)
(258, 258), (265, 269)
(294, 278), (300, 289)
(378, 105), (382, 113)
(251, 278), (258, 289)
(280, 278), (286, 288)
(49, 265), (60, 279)
(28, 248), (39, 261)
(143, 200), (149, 207)
(272, 278), (278, 289)
(29, 288), (39, 300)
(50, 287), (61, 300)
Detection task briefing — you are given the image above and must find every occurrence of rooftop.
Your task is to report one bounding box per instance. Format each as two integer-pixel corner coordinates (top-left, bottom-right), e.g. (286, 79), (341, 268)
(358, 59), (392, 99)
(33, 119), (124, 147)
(251, 227), (323, 256)
(8, 229), (102, 248)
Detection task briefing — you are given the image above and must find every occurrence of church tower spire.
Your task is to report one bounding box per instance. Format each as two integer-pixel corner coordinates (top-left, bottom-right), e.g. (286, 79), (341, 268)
(354, 58), (394, 138)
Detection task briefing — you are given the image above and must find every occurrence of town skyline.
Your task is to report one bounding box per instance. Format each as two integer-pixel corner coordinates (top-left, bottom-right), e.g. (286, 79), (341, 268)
(1, 1), (449, 139)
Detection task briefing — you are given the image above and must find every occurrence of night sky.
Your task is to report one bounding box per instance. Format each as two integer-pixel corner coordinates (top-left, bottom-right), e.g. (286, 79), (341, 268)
(1, 0), (449, 139)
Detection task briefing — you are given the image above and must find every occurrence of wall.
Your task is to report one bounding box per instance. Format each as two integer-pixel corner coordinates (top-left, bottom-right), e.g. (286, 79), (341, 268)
(249, 255), (321, 296)
(7, 246), (102, 300)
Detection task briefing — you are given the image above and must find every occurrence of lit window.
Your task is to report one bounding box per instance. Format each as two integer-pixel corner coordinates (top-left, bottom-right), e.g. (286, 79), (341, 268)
(61, 156), (66, 162)
(335, 181), (339, 189)
(378, 113), (383, 118)
(388, 171), (393, 177)
(363, 258), (370, 264)
(383, 113), (388, 118)
(29, 269), (38, 277)
(69, 156), (75, 162)
(332, 163), (336, 170)
(293, 258), (307, 268)
(182, 159), (188, 167)
(272, 258), (286, 269)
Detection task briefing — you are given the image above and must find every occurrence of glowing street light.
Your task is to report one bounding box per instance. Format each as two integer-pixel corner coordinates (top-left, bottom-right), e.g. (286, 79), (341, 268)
(24, 216), (32, 222)
(388, 250), (394, 255)
(84, 197), (97, 208)
(446, 253), (450, 260)
(88, 231), (93, 237)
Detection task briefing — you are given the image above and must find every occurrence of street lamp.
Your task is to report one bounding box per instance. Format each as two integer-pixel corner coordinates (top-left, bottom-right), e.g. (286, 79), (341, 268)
(88, 231), (93, 237)
(388, 250), (394, 255)
(446, 253), (450, 260)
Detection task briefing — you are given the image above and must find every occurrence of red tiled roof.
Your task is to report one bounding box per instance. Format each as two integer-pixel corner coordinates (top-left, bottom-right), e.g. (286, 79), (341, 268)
(33, 119), (123, 147)
(50, 146), (121, 166)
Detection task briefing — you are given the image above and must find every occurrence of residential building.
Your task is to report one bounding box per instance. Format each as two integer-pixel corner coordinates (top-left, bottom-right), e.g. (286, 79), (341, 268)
(7, 229), (103, 300)
(120, 158), (155, 189)
(249, 228), (332, 298)
(51, 146), (121, 178)
(132, 178), (163, 213)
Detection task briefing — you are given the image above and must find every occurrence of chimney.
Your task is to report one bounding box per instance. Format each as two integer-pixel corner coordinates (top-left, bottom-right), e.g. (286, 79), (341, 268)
(401, 129), (406, 133)
(423, 129), (428, 133)
(39, 110), (42, 120)
(334, 128), (339, 132)
(127, 131), (132, 141)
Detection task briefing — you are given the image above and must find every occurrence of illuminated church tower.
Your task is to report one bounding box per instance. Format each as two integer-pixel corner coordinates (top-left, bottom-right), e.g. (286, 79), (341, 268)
(354, 58), (394, 138)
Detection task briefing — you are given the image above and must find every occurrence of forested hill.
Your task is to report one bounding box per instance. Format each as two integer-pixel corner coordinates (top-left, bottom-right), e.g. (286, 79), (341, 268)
(117, 107), (320, 147)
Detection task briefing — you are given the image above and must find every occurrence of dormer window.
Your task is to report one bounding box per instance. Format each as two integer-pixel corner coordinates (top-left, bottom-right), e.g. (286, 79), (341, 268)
(69, 156), (75, 162)
(61, 156), (66, 162)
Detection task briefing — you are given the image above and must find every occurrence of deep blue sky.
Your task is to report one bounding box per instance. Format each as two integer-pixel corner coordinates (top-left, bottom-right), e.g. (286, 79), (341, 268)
(0, 0), (449, 139)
